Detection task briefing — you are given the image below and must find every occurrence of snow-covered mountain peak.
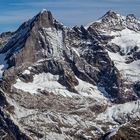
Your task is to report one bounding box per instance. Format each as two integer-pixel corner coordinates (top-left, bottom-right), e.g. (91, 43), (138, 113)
(85, 11), (140, 95)
(86, 10), (125, 32)
(85, 10), (122, 30)
(87, 10), (140, 33)
(14, 9), (61, 37)
(101, 10), (123, 20)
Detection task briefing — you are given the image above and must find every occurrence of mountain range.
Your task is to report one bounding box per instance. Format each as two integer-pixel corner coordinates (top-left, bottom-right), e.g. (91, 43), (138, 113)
(0, 9), (140, 140)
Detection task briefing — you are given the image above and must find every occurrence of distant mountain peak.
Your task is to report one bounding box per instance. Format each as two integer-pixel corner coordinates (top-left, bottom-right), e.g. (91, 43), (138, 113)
(101, 10), (124, 22)
(86, 10), (140, 32)
(103, 10), (138, 22)
(103, 10), (119, 17)
(126, 14), (136, 19)
(126, 14), (138, 23)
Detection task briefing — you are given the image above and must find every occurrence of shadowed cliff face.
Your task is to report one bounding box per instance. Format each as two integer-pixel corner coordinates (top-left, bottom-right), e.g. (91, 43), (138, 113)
(0, 10), (139, 140)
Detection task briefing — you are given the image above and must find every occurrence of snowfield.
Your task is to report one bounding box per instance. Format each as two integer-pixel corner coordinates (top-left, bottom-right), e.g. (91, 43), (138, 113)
(105, 27), (140, 83)
(13, 72), (107, 101)
(110, 29), (140, 54)
(107, 51), (140, 82)
(96, 100), (140, 123)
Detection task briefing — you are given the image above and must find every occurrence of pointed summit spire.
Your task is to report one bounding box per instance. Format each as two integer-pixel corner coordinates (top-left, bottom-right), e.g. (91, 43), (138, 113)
(106, 10), (116, 14)
(126, 14), (136, 20)
(33, 9), (54, 28)
(103, 10), (119, 19)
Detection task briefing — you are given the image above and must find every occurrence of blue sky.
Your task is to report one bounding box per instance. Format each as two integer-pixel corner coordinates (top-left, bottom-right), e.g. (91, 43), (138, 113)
(0, 0), (140, 32)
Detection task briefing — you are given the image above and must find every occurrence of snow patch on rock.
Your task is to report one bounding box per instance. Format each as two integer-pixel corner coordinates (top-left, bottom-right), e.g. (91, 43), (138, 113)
(22, 69), (30, 75)
(110, 29), (140, 54)
(96, 100), (140, 123)
(40, 27), (64, 59)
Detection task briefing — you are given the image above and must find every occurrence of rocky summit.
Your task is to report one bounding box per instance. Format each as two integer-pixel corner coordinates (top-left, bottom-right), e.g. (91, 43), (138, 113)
(0, 9), (140, 140)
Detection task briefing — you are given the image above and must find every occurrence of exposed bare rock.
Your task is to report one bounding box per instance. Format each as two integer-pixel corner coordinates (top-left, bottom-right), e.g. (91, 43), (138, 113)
(101, 119), (140, 140)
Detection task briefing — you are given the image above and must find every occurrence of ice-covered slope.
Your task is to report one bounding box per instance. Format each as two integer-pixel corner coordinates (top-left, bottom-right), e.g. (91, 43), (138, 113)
(107, 28), (140, 83)
(96, 100), (140, 123)
(13, 72), (106, 101)
(88, 10), (140, 99)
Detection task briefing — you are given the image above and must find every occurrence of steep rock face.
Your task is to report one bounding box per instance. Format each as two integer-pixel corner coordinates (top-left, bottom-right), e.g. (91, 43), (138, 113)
(1, 10), (64, 90)
(64, 26), (122, 99)
(1, 10), (123, 101)
(1, 10), (55, 67)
